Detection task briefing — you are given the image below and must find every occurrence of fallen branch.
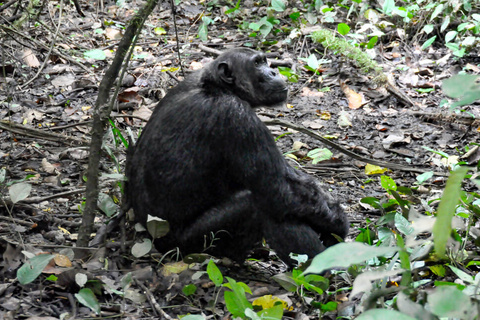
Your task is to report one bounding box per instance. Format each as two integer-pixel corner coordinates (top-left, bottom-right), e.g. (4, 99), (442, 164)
(264, 119), (446, 175)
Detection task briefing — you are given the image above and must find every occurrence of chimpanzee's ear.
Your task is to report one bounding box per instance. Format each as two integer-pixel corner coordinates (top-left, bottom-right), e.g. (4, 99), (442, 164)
(218, 62), (235, 84)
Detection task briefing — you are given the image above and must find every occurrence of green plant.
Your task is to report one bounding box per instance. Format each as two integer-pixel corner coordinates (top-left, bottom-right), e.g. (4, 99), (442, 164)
(311, 29), (387, 85)
(314, 167), (479, 318)
(442, 74), (480, 110)
(189, 260), (285, 319)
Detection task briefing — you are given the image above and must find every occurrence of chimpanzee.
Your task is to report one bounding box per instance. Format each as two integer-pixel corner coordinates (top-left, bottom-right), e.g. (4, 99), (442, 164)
(125, 48), (349, 265)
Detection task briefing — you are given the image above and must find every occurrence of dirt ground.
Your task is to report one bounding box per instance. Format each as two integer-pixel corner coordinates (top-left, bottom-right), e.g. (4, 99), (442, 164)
(1, 0), (479, 319)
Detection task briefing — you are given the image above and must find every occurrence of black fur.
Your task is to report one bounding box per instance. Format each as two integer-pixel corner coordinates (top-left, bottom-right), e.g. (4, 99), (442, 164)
(125, 48), (348, 264)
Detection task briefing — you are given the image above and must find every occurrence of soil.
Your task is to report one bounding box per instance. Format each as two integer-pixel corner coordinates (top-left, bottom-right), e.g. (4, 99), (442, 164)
(0, 0), (479, 319)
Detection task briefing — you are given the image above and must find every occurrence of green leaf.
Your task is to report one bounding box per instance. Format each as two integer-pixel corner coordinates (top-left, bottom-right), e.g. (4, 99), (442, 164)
(307, 148), (333, 164)
(320, 301), (338, 312)
(422, 146), (449, 158)
(182, 284), (197, 296)
(0, 168), (6, 183)
(428, 286), (473, 318)
(429, 265), (446, 277)
(433, 167), (468, 258)
(97, 193), (118, 217)
(131, 238), (152, 258)
(304, 243), (398, 275)
(416, 171), (434, 184)
(84, 49), (107, 61)
(181, 315), (206, 320)
(395, 213), (413, 235)
(356, 309), (416, 320)
(224, 277), (252, 318)
(278, 67), (299, 83)
(154, 27), (167, 35)
(355, 228), (376, 244)
(249, 22), (261, 31)
(289, 12), (300, 21)
(421, 36), (436, 50)
(225, 0), (241, 14)
(146, 215), (170, 239)
(337, 23), (350, 35)
(462, 36), (476, 46)
(207, 260), (223, 286)
(380, 175), (397, 191)
(360, 197), (381, 210)
(75, 288), (101, 315)
(458, 22), (469, 31)
(429, 4), (444, 21)
(17, 254), (55, 284)
(306, 54), (319, 69)
(382, 0), (395, 15)
(257, 304), (283, 319)
(367, 36), (378, 49)
(423, 24), (434, 34)
(448, 265), (474, 284)
(9, 182), (32, 204)
(271, 0), (285, 12)
(440, 15), (450, 32)
(271, 273), (298, 292)
(198, 23), (208, 42)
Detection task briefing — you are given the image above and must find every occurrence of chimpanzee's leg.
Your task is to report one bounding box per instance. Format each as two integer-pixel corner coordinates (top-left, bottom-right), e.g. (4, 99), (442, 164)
(264, 221), (326, 264)
(285, 166), (349, 247)
(159, 190), (264, 262)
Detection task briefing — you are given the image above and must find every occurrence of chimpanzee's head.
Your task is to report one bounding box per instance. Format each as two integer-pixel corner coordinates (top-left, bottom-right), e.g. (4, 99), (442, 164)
(201, 48), (288, 107)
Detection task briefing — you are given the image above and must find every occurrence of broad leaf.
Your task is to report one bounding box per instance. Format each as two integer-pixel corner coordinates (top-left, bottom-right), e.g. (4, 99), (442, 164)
(304, 242), (398, 275)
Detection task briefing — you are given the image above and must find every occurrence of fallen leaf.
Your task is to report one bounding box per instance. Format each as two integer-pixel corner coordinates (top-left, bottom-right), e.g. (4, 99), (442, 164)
(301, 87), (324, 97)
(51, 74), (75, 88)
(54, 254), (72, 267)
(22, 49), (40, 68)
(365, 164), (388, 175)
(338, 110), (352, 128)
(41, 158), (57, 174)
(302, 119), (323, 129)
(340, 82), (364, 109)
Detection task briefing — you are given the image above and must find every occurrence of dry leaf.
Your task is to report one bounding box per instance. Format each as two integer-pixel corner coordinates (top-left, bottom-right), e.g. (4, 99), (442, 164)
(105, 27), (123, 40)
(340, 82), (364, 109)
(301, 87), (324, 97)
(41, 158), (57, 174)
(54, 254), (72, 267)
(51, 74), (75, 88)
(22, 49), (40, 68)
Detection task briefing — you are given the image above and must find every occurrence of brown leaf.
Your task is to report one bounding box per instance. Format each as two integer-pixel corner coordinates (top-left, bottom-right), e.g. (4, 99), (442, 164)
(54, 254), (72, 267)
(22, 49), (40, 68)
(340, 82), (364, 109)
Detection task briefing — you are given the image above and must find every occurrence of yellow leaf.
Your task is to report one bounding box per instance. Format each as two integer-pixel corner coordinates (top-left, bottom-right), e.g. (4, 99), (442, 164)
(54, 254), (72, 267)
(252, 295), (290, 310)
(161, 261), (191, 276)
(365, 164), (388, 175)
(58, 226), (71, 235)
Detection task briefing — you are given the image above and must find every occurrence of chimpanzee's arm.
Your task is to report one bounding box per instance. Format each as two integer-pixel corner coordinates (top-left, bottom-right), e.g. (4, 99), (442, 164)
(223, 106), (348, 242)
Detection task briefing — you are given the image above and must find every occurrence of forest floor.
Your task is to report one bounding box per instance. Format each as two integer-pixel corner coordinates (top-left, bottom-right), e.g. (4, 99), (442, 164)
(1, 1), (479, 319)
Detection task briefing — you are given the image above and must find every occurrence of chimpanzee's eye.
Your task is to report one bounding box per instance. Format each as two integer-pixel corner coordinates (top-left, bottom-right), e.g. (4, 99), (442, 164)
(254, 56), (265, 67)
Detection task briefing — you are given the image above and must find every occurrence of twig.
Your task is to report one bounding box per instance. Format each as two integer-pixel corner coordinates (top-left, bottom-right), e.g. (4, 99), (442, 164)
(21, 0), (64, 88)
(264, 119), (447, 175)
(135, 279), (173, 319)
(78, 0), (161, 248)
(0, 24), (92, 74)
(198, 44), (223, 56)
(0, 120), (90, 146)
(169, 0), (184, 76)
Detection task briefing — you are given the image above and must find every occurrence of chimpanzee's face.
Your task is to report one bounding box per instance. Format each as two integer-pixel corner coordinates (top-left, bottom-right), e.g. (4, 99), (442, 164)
(210, 48), (288, 107)
(248, 52), (288, 107)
